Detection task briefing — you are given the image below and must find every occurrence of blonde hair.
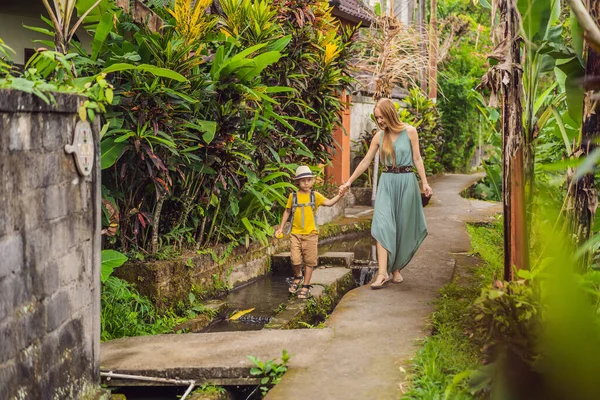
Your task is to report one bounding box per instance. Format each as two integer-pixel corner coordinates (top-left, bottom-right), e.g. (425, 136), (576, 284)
(375, 98), (405, 166)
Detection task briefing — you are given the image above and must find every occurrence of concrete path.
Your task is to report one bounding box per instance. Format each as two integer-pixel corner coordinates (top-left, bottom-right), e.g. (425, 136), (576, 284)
(266, 173), (501, 400)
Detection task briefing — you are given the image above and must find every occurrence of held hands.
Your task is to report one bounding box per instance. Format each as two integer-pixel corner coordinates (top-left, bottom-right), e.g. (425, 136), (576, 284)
(423, 184), (433, 197)
(274, 227), (284, 239)
(338, 183), (350, 196)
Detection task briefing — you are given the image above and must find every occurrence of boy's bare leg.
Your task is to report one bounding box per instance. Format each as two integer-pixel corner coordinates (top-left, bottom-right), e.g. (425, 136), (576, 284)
(303, 265), (314, 286)
(298, 265), (315, 298)
(292, 263), (302, 279)
(289, 264), (303, 293)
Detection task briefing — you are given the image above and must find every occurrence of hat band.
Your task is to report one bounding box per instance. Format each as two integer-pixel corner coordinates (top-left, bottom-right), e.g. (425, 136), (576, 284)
(295, 172), (314, 179)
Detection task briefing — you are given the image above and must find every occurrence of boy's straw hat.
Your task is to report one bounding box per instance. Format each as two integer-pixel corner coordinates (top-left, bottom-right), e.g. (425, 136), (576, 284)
(294, 165), (315, 180)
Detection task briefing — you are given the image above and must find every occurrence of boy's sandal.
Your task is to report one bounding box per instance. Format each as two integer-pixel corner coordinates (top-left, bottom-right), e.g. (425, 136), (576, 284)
(288, 275), (304, 293)
(371, 273), (390, 290)
(297, 284), (313, 299)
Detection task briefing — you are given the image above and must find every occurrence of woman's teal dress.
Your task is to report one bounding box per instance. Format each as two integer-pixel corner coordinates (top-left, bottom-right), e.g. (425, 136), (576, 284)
(372, 128), (428, 273)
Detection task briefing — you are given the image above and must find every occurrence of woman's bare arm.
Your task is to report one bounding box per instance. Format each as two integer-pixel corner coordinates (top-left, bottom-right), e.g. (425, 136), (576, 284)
(344, 131), (381, 187)
(407, 126), (433, 196)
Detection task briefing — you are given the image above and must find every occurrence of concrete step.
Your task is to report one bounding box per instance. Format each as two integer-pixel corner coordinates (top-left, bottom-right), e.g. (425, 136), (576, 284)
(271, 251), (354, 273)
(101, 329), (333, 386)
(344, 206), (374, 218)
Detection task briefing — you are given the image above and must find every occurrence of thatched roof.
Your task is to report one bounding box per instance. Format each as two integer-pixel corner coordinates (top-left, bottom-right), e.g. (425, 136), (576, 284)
(330, 0), (376, 27)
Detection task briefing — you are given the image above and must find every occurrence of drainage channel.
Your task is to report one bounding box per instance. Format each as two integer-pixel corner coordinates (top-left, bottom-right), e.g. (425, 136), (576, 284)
(201, 273), (291, 333)
(320, 232), (379, 286)
(200, 233), (379, 333)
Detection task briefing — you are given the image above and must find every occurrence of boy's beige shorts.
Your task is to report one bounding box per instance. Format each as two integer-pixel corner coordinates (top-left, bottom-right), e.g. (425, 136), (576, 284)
(290, 233), (319, 267)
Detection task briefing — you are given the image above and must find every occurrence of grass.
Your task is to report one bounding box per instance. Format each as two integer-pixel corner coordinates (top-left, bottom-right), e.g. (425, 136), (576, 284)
(191, 384), (228, 398)
(101, 277), (219, 340)
(402, 219), (503, 399)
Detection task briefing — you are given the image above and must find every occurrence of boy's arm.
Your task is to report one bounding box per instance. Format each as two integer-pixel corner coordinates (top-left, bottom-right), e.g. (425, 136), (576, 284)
(322, 193), (344, 207)
(276, 208), (292, 234)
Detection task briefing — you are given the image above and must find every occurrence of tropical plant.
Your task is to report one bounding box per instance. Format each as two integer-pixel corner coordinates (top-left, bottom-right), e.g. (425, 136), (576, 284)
(218, 0), (283, 48)
(96, 0), (353, 256)
(354, 13), (428, 98)
(266, 0), (358, 164)
(247, 350), (290, 398)
(0, 39), (15, 75)
(517, 0), (584, 193)
(17, 0), (358, 259)
(40, 0), (105, 54)
(168, 0), (216, 44)
(399, 88), (444, 175)
(438, 76), (479, 172)
(101, 249), (128, 282)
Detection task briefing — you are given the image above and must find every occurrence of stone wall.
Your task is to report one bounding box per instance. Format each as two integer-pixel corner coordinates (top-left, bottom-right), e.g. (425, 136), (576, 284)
(115, 217), (373, 312)
(316, 199), (345, 226)
(0, 90), (104, 399)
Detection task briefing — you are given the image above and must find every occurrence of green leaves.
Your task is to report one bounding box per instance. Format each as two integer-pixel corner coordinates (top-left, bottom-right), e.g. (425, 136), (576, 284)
(102, 63), (187, 82)
(555, 57), (585, 126)
(91, 11), (113, 61)
(474, 0), (492, 9)
(571, 10), (584, 58)
(517, 0), (558, 42)
(246, 350), (290, 396)
(100, 137), (126, 169)
(101, 250), (128, 282)
(210, 41), (283, 84)
(184, 121), (218, 144)
(241, 217), (254, 235)
(75, 0), (117, 30)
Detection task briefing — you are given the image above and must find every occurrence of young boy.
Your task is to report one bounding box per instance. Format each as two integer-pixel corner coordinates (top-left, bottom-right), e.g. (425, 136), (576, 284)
(275, 166), (346, 299)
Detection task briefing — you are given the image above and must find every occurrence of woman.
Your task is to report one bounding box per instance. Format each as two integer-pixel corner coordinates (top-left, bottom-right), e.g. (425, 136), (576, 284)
(339, 98), (432, 289)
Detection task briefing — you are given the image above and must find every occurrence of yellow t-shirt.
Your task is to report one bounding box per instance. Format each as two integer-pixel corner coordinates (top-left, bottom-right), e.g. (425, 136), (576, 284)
(286, 191), (326, 235)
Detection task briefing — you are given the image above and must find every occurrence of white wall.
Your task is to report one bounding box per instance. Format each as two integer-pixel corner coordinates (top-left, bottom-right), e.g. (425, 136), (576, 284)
(363, 0), (418, 24)
(350, 95), (378, 154)
(0, 14), (91, 65)
(349, 96), (407, 163)
(394, 0), (416, 24)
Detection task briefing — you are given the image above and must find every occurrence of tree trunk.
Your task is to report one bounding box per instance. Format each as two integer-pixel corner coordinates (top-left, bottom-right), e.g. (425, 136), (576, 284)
(567, 0), (600, 264)
(151, 193), (165, 254)
(499, 0), (528, 280)
(428, 0), (438, 100)
(419, 0), (428, 92)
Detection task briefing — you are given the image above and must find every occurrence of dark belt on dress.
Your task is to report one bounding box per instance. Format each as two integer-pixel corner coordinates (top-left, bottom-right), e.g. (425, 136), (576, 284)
(382, 165), (413, 173)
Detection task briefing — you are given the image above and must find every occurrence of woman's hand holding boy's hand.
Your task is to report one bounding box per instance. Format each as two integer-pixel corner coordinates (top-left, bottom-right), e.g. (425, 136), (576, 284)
(338, 183), (350, 196)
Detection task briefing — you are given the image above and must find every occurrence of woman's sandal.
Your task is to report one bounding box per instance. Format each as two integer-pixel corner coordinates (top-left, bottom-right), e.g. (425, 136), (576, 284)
(288, 275), (304, 294)
(371, 273), (390, 290)
(297, 284), (313, 299)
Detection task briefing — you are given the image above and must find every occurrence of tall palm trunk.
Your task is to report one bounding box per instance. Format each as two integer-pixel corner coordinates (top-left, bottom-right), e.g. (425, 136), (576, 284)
(482, 0), (528, 280)
(567, 0), (600, 266)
